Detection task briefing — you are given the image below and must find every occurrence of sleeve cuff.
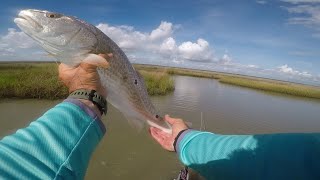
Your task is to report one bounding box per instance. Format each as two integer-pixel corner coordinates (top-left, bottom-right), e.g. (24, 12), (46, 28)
(175, 129), (194, 153)
(64, 98), (106, 134)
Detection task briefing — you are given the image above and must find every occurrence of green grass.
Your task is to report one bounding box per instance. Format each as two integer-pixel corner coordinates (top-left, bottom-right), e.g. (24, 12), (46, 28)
(0, 63), (68, 99)
(219, 76), (320, 99)
(1, 63), (319, 100)
(139, 70), (174, 95)
(134, 64), (320, 99)
(0, 63), (175, 99)
(134, 64), (221, 79)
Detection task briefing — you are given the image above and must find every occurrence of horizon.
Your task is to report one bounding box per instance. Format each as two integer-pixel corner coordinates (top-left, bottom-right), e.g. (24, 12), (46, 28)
(0, 0), (319, 86)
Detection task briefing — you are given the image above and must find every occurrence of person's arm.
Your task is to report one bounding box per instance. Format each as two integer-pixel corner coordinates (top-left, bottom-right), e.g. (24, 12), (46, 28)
(175, 130), (257, 179)
(150, 116), (320, 180)
(0, 99), (104, 179)
(0, 54), (111, 179)
(176, 130), (320, 179)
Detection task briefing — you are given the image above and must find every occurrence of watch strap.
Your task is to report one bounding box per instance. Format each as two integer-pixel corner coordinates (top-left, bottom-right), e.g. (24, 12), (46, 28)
(68, 89), (107, 115)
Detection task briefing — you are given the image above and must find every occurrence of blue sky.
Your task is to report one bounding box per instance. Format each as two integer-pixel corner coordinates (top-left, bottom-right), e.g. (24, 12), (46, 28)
(0, 0), (319, 85)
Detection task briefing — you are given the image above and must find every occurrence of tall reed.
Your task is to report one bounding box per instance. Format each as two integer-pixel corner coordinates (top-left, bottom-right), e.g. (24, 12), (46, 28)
(0, 63), (175, 99)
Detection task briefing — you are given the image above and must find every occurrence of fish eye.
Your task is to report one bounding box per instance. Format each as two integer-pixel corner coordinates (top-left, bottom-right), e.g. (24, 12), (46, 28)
(45, 13), (61, 18)
(155, 115), (159, 118)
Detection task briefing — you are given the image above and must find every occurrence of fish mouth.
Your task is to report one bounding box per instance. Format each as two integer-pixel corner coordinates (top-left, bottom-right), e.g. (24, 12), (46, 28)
(14, 11), (43, 32)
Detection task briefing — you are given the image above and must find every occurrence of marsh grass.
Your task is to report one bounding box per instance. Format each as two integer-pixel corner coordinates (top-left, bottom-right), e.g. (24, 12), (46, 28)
(134, 64), (221, 79)
(1, 63), (319, 99)
(134, 64), (320, 99)
(0, 63), (68, 99)
(139, 70), (174, 95)
(0, 63), (175, 99)
(219, 76), (320, 99)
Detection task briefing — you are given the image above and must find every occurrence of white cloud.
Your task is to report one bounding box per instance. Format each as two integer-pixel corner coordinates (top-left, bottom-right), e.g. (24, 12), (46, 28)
(96, 23), (148, 50)
(279, 64), (295, 73)
(160, 37), (177, 53)
(218, 54), (232, 65)
(256, 0), (267, 4)
(281, 0), (320, 37)
(0, 28), (49, 60)
(247, 64), (259, 68)
(278, 64), (312, 77)
(281, 0), (320, 4)
(0, 20), (214, 62)
(0, 28), (36, 52)
(97, 21), (214, 62)
(178, 39), (213, 61)
(149, 21), (173, 41)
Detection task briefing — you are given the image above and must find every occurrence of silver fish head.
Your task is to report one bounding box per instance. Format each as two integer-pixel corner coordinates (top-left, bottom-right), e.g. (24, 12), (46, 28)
(14, 9), (97, 63)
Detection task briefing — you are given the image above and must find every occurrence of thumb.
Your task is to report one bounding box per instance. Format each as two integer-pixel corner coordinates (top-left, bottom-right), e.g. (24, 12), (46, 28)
(82, 54), (110, 69)
(164, 114), (178, 125)
(80, 62), (100, 72)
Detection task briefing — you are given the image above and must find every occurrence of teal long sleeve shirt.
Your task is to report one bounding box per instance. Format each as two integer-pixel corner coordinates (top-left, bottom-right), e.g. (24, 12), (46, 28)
(0, 99), (105, 179)
(176, 130), (320, 180)
(1, 100), (320, 179)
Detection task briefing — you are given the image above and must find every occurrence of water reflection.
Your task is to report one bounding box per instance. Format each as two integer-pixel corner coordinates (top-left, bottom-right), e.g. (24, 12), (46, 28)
(152, 76), (320, 134)
(0, 75), (319, 179)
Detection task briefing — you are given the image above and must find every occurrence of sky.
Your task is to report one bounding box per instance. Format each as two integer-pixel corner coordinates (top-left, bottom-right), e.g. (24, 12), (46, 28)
(0, 0), (319, 85)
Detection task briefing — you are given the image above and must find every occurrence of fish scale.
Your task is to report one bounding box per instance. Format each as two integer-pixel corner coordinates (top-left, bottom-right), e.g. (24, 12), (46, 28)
(14, 9), (172, 133)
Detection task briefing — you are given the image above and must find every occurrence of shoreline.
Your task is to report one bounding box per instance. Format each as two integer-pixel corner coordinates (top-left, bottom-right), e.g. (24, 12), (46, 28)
(134, 63), (320, 88)
(0, 62), (319, 100)
(134, 64), (320, 99)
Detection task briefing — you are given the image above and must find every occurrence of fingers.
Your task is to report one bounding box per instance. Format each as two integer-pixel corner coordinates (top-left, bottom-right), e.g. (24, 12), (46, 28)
(58, 63), (74, 72)
(164, 114), (182, 125)
(149, 127), (173, 151)
(82, 54), (110, 69)
(99, 53), (113, 59)
(150, 127), (170, 137)
(150, 127), (165, 144)
(163, 115), (189, 134)
(58, 63), (76, 85)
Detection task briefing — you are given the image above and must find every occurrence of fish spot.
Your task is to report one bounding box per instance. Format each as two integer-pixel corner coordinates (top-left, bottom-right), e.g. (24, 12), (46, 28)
(155, 115), (159, 119)
(123, 75), (128, 81)
(134, 79), (138, 85)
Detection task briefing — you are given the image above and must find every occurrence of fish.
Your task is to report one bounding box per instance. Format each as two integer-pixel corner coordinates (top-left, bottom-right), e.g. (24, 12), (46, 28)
(14, 9), (172, 133)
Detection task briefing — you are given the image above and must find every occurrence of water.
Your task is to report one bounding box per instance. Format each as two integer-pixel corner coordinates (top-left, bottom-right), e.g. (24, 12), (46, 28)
(0, 75), (319, 179)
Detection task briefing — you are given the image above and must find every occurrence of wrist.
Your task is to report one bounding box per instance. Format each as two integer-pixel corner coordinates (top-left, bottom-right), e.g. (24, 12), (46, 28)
(68, 86), (106, 99)
(78, 99), (102, 119)
(63, 98), (106, 132)
(68, 89), (107, 115)
(174, 129), (191, 152)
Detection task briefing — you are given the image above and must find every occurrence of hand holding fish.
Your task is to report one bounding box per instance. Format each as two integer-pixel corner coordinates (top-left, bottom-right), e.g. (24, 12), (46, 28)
(58, 54), (111, 98)
(150, 115), (189, 152)
(15, 9), (172, 134)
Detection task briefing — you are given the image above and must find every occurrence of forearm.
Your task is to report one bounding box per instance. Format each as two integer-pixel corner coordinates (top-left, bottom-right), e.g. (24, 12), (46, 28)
(0, 99), (105, 179)
(176, 130), (257, 166)
(177, 130), (320, 179)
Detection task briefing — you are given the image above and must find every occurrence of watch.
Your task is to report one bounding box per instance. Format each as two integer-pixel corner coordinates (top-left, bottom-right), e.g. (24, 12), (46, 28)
(68, 89), (107, 115)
